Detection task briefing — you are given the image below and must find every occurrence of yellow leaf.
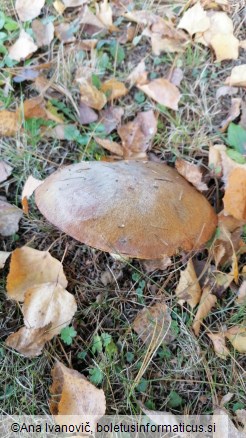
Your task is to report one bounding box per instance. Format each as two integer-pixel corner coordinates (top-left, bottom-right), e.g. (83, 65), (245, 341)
(211, 33), (239, 62)
(21, 96), (47, 119)
(6, 324), (52, 358)
(207, 332), (230, 358)
(8, 30), (38, 62)
(15, 0), (45, 21)
(177, 2), (210, 36)
(225, 65), (246, 87)
(127, 61), (148, 87)
(175, 159), (208, 192)
(225, 326), (246, 353)
(53, 0), (66, 14)
(175, 259), (201, 308)
(6, 247), (68, 302)
(137, 78), (181, 110)
(50, 361), (106, 429)
(0, 110), (18, 136)
(223, 168), (246, 220)
(192, 286), (217, 336)
(80, 81), (107, 110)
(101, 79), (128, 101)
(95, 0), (113, 28)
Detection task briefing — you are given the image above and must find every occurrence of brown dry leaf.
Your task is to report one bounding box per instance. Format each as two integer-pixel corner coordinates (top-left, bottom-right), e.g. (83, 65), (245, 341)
(55, 22), (76, 43)
(95, 0), (114, 29)
(175, 259), (202, 308)
(225, 326), (246, 353)
(137, 78), (180, 110)
(223, 168), (246, 220)
(80, 81), (107, 110)
(15, 0), (45, 21)
(170, 67), (184, 87)
(78, 102), (98, 125)
(216, 85), (238, 99)
(101, 79), (128, 101)
(94, 137), (123, 156)
(99, 106), (123, 134)
(127, 61), (148, 87)
(0, 110), (18, 136)
(7, 246), (68, 302)
(220, 98), (241, 133)
(50, 361), (106, 429)
(118, 110), (157, 157)
(0, 199), (23, 237)
(21, 175), (43, 214)
(6, 324), (52, 357)
(133, 302), (175, 347)
(207, 332), (230, 358)
(79, 5), (107, 31)
(8, 30), (38, 62)
(192, 285), (217, 336)
(225, 65), (246, 87)
(138, 401), (179, 429)
(142, 256), (172, 273)
(32, 20), (54, 47)
(21, 96), (47, 119)
(235, 410), (246, 433)
(0, 251), (11, 269)
(175, 159), (208, 191)
(23, 283), (77, 336)
(124, 10), (164, 27)
(236, 281), (246, 304)
(178, 2), (210, 36)
(0, 161), (13, 183)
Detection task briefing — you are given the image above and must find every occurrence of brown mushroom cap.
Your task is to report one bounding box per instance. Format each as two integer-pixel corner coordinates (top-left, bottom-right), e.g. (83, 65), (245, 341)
(35, 161), (217, 259)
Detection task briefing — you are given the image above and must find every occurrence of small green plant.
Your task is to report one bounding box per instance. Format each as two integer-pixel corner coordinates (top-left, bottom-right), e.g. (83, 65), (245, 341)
(227, 123), (246, 155)
(60, 326), (77, 345)
(132, 272), (146, 304)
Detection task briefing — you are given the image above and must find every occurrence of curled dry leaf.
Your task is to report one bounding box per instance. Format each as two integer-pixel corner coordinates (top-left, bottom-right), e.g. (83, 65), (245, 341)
(207, 332), (230, 358)
(0, 200), (23, 237)
(0, 161), (13, 183)
(6, 324), (52, 358)
(175, 159), (208, 192)
(99, 106), (123, 134)
(50, 361), (106, 429)
(94, 137), (123, 156)
(21, 175), (43, 214)
(225, 326), (246, 353)
(223, 168), (246, 221)
(133, 302), (175, 347)
(220, 98), (242, 133)
(80, 81), (107, 110)
(32, 20), (55, 47)
(15, 0), (45, 21)
(117, 110), (157, 157)
(225, 65), (246, 87)
(127, 61), (148, 87)
(7, 247), (68, 302)
(0, 110), (18, 137)
(192, 285), (217, 336)
(8, 30), (38, 62)
(175, 259), (201, 309)
(137, 78), (180, 110)
(236, 281), (246, 304)
(101, 79), (128, 101)
(0, 251), (11, 269)
(178, 2), (210, 36)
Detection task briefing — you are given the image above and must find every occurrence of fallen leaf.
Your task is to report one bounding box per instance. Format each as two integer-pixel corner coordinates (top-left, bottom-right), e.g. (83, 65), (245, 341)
(63, 0), (87, 5)
(170, 67), (184, 87)
(138, 401), (179, 429)
(0, 161), (13, 183)
(220, 98), (242, 133)
(213, 407), (244, 438)
(15, 0), (45, 21)
(6, 324), (52, 357)
(236, 281), (246, 304)
(225, 326), (246, 353)
(99, 106), (123, 134)
(127, 61), (148, 87)
(53, 0), (66, 14)
(21, 96), (47, 119)
(78, 102), (98, 125)
(207, 332), (230, 358)
(79, 5), (107, 31)
(235, 410), (246, 433)
(21, 175), (43, 214)
(0, 110), (18, 136)
(7, 247), (68, 302)
(55, 22), (76, 43)
(133, 302), (175, 347)
(101, 79), (128, 101)
(137, 78), (181, 110)
(8, 30), (38, 62)
(142, 256), (172, 273)
(0, 200), (23, 237)
(223, 168), (246, 220)
(0, 251), (11, 269)
(178, 2), (210, 36)
(80, 81), (107, 110)
(118, 110), (157, 157)
(23, 282), (77, 336)
(32, 20), (54, 47)
(216, 85), (238, 99)
(175, 159), (208, 191)
(225, 65), (246, 87)
(95, 0), (114, 29)
(211, 33), (239, 62)
(94, 137), (123, 156)
(50, 361), (106, 429)
(192, 285), (217, 336)
(175, 259), (202, 308)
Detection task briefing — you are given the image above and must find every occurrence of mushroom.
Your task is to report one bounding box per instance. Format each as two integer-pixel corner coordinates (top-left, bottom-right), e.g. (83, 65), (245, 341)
(35, 159), (217, 260)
